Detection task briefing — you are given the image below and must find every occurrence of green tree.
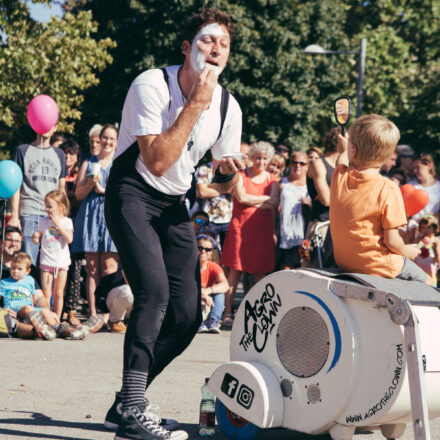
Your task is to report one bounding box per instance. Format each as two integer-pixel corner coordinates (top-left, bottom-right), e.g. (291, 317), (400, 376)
(346, 0), (440, 153)
(0, 0), (115, 156)
(68, 0), (354, 149)
(68, 0), (440, 153)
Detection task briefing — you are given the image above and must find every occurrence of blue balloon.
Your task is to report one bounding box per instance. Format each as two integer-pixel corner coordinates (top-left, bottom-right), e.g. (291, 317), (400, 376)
(0, 160), (23, 199)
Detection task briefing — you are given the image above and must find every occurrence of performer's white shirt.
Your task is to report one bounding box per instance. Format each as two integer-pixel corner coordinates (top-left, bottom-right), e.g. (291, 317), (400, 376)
(117, 65), (242, 195)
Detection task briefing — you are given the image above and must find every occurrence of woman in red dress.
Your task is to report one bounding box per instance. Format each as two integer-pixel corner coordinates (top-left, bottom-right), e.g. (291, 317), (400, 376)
(220, 141), (279, 326)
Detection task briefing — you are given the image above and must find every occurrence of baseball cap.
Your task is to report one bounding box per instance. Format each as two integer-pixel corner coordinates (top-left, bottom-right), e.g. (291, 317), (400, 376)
(396, 144), (414, 158)
(276, 144), (290, 154)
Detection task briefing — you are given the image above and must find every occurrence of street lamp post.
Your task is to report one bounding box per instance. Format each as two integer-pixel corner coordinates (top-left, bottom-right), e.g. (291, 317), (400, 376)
(304, 38), (367, 118)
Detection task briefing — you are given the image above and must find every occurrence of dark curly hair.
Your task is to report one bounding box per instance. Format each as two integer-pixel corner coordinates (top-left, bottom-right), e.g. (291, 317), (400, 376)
(322, 126), (341, 154)
(182, 8), (234, 44)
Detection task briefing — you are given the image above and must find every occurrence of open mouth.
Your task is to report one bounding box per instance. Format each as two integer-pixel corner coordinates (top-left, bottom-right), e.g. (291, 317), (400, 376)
(206, 60), (219, 66)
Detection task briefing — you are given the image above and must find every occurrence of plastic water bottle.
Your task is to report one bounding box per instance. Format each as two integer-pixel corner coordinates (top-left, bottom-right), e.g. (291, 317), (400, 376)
(199, 377), (216, 437)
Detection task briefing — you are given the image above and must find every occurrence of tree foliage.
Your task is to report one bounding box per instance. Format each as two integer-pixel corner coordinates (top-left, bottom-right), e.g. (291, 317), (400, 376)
(68, 0), (354, 149)
(346, 0), (440, 153)
(0, 0), (115, 155)
(10, 0), (440, 155)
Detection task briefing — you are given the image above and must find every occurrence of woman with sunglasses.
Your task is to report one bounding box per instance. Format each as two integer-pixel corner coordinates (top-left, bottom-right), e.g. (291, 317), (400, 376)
(279, 152), (311, 269)
(220, 141), (279, 327)
(196, 234), (229, 333)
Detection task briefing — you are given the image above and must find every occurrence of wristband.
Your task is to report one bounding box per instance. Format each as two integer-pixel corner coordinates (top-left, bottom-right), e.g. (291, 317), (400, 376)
(211, 286), (214, 294)
(212, 165), (236, 184)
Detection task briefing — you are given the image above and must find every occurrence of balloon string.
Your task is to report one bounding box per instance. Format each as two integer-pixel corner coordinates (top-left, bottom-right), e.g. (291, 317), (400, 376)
(0, 199), (7, 294)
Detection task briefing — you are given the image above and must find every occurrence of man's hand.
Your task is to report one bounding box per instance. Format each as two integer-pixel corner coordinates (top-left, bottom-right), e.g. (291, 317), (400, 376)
(218, 157), (243, 176)
(188, 67), (218, 110)
(8, 215), (21, 229)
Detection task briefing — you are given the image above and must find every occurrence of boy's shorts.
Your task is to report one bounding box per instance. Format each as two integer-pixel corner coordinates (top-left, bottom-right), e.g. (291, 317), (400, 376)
(396, 257), (428, 283)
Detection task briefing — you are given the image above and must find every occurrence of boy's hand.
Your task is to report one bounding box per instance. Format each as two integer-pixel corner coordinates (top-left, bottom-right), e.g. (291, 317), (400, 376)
(405, 244), (421, 260)
(32, 231), (41, 244)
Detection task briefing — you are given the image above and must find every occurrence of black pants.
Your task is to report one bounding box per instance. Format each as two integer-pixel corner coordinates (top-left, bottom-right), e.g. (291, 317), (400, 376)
(104, 146), (201, 382)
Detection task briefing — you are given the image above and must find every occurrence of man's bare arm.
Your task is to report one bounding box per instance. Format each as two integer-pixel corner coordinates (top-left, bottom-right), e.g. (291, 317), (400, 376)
(137, 69), (217, 177)
(9, 190), (21, 228)
(197, 182), (222, 199)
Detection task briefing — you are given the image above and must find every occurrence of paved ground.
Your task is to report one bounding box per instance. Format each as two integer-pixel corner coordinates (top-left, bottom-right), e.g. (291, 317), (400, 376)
(1, 329), (440, 440)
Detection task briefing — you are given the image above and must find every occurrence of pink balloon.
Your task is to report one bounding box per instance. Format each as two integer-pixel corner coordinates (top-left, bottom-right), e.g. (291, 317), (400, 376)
(27, 95), (59, 134)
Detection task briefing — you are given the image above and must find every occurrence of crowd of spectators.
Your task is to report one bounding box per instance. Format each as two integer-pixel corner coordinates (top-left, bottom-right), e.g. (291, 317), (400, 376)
(2, 121), (439, 339)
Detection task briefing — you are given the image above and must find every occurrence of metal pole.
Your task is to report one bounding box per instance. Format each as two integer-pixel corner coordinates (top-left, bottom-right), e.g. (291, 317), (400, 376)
(356, 38), (367, 118)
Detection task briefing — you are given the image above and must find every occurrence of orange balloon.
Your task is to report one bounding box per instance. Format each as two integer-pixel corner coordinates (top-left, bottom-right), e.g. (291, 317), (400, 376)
(400, 184), (415, 197)
(401, 184), (429, 216)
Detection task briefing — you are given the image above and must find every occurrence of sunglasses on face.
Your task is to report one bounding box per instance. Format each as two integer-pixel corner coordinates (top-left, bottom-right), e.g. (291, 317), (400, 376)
(291, 161), (307, 166)
(198, 246), (213, 252)
(194, 218), (208, 225)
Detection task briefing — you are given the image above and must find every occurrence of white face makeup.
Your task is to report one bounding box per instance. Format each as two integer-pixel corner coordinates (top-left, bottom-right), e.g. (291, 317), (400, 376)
(190, 23), (229, 76)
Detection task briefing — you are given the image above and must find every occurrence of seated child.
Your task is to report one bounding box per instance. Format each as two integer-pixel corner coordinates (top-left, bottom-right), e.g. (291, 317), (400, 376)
(0, 252), (88, 340)
(330, 114), (427, 282)
(197, 234), (229, 334)
(413, 215), (440, 285)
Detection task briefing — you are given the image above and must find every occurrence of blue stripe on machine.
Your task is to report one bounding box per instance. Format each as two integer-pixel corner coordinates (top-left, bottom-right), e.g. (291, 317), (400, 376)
(295, 291), (342, 373)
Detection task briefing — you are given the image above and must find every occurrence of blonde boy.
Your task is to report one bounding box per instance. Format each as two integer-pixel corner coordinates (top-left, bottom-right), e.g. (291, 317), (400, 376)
(330, 114), (427, 281)
(0, 252), (88, 340)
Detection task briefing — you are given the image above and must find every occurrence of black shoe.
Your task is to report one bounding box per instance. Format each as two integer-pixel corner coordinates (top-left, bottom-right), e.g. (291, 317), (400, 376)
(105, 392), (179, 431)
(114, 407), (188, 440)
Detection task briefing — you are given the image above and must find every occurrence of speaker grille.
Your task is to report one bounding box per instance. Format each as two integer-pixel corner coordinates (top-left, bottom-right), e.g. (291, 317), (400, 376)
(276, 307), (330, 378)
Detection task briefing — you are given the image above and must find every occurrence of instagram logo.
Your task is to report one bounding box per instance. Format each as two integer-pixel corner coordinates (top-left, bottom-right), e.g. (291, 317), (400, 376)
(237, 384), (254, 409)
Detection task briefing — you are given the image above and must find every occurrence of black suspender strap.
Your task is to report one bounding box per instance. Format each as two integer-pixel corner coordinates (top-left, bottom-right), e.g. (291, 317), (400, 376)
(160, 67), (171, 110)
(218, 87), (230, 140)
(160, 66), (230, 140)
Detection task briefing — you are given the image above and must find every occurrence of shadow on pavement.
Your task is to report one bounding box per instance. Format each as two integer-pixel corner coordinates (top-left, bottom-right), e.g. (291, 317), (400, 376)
(0, 409), (110, 439)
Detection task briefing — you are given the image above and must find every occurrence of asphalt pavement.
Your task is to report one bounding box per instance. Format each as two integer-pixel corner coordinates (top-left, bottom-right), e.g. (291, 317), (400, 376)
(1, 330), (440, 440)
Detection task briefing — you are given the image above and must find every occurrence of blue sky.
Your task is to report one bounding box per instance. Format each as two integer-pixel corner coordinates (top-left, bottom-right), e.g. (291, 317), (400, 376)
(27, 1), (64, 22)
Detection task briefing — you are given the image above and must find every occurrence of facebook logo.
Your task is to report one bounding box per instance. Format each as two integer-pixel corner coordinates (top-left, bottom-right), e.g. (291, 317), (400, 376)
(221, 373), (239, 398)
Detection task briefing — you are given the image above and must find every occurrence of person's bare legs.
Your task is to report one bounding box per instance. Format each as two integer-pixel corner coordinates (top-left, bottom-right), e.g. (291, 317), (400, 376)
(16, 322), (35, 338)
(17, 305), (59, 330)
(100, 252), (118, 278)
(53, 270), (68, 319)
(223, 268), (242, 318)
(40, 270), (54, 305)
(39, 308), (59, 327)
(85, 252), (100, 316)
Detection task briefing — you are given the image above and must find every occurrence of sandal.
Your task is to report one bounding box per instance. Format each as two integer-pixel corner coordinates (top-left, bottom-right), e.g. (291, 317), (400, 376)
(67, 310), (81, 327)
(221, 314), (234, 329)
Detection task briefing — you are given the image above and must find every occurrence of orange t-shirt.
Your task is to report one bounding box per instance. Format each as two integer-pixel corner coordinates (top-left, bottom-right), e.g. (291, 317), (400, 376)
(200, 260), (224, 288)
(330, 165), (407, 278)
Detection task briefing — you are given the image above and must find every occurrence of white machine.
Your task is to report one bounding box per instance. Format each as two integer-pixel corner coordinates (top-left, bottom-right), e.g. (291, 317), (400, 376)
(209, 269), (440, 440)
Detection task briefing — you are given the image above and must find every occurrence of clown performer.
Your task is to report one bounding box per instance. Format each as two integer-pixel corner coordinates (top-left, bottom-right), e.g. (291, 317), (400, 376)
(103, 8), (243, 440)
